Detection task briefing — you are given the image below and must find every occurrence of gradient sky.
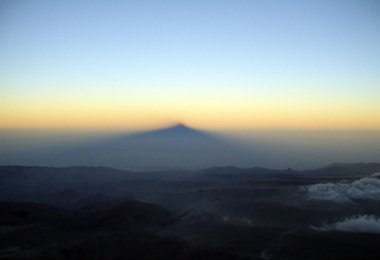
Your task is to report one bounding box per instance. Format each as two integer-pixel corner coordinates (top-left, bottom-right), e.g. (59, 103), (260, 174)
(1, 0), (380, 130)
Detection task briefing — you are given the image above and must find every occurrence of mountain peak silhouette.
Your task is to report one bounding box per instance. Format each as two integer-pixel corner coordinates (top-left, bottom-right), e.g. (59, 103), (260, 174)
(42, 123), (253, 171)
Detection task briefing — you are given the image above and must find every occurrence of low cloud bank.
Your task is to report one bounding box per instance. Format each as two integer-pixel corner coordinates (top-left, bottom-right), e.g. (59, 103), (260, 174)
(313, 215), (380, 234)
(305, 173), (380, 203)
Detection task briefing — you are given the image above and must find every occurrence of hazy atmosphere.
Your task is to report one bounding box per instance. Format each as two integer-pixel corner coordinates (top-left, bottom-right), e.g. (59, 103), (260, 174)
(1, 127), (380, 170)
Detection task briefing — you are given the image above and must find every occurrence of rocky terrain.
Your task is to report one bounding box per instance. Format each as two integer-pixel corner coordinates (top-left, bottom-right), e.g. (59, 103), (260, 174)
(1, 163), (380, 259)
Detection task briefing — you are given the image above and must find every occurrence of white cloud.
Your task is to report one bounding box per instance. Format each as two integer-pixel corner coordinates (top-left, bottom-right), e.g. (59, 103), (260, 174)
(305, 175), (380, 203)
(313, 215), (380, 234)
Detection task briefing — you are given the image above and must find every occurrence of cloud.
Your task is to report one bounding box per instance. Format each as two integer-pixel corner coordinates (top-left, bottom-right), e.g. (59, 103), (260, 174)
(313, 215), (380, 234)
(304, 175), (380, 203)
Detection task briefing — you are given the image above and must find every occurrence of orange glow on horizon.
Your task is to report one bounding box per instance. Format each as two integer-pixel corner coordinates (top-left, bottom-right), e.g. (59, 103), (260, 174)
(1, 98), (380, 131)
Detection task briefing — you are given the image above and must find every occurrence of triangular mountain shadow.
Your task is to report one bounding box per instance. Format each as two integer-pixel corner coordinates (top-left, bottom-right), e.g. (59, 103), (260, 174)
(107, 123), (212, 144)
(34, 124), (258, 171)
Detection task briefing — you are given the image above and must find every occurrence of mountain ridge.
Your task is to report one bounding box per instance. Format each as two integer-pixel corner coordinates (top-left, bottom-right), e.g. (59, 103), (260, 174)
(1, 162), (379, 175)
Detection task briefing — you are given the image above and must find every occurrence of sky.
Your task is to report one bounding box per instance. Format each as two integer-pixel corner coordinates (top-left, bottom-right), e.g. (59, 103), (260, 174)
(1, 0), (380, 131)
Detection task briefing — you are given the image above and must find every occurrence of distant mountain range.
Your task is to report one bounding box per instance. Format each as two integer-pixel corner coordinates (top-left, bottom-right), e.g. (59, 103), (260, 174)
(1, 162), (379, 197)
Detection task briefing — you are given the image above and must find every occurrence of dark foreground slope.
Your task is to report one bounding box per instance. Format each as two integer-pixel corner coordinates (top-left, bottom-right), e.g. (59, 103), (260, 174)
(1, 199), (380, 260)
(0, 200), (186, 259)
(1, 163), (380, 259)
